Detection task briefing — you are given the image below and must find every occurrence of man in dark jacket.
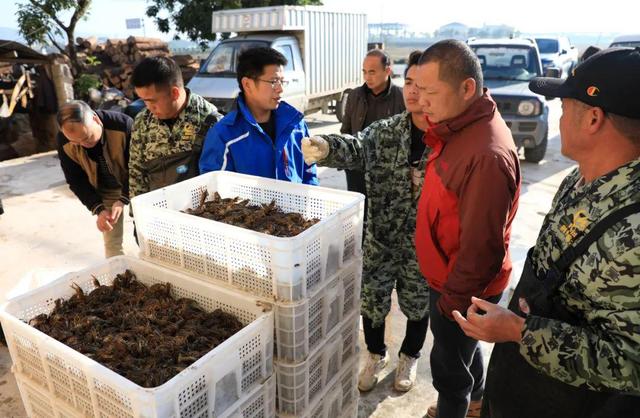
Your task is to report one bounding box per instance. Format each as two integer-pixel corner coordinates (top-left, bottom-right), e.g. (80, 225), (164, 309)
(415, 40), (521, 418)
(57, 100), (132, 258)
(341, 49), (405, 219)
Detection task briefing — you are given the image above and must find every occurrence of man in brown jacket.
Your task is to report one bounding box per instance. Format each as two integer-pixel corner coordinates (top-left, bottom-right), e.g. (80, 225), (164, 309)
(57, 100), (132, 257)
(414, 40), (521, 418)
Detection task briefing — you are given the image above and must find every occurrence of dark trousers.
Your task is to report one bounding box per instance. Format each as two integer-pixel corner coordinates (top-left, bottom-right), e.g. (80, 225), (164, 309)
(362, 313), (430, 359)
(430, 289), (502, 418)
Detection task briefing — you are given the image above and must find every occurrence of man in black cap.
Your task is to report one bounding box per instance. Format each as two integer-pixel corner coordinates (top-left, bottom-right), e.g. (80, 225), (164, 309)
(452, 47), (640, 418)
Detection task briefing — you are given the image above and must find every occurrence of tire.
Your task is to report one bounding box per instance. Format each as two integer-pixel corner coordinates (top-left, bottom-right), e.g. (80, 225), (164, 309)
(524, 130), (548, 163)
(335, 89), (351, 123)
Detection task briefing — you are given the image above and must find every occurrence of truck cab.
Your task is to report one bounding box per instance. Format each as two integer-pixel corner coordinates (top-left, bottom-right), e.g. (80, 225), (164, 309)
(187, 34), (306, 114)
(468, 38), (555, 163)
(186, 6), (366, 118)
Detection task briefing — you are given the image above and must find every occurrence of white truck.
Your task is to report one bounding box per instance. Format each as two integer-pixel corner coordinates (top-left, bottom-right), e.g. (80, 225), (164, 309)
(187, 6), (367, 121)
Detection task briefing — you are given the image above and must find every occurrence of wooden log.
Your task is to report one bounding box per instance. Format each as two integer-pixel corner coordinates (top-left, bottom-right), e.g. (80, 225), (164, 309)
(112, 53), (126, 64)
(106, 38), (126, 48)
(130, 42), (169, 52)
(140, 50), (170, 59)
(126, 36), (163, 45)
(81, 36), (98, 50)
(173, 54), (196, 66)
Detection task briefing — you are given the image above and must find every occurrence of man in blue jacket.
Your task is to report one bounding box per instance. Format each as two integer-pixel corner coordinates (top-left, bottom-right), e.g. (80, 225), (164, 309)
(199, 47), (318, 185)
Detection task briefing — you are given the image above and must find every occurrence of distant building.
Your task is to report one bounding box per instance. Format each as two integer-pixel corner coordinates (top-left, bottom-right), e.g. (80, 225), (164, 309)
(435, 22), (469, 40)
(369, 23), (410, 39)
(469, 25), (517, 39)
(434, 23), (520, 41)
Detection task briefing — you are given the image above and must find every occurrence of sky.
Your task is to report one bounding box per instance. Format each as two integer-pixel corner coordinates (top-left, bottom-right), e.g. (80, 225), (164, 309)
(1, 0), (638, 41)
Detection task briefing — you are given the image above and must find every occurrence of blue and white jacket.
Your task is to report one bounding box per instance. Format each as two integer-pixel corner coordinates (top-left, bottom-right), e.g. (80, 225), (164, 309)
(199, 95), (318, 185)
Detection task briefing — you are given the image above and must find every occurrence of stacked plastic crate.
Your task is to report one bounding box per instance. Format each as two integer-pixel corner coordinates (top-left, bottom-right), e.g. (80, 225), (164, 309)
(131, 171), (365, 418)
(0, 257), (276, 418)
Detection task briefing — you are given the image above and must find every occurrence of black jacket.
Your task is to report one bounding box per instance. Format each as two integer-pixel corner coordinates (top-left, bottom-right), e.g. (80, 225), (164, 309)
(340, 79), (405, 135)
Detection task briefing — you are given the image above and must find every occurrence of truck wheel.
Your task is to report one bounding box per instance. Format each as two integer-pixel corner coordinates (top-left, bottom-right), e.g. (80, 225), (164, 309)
(524, 130), (548, 163)
(335, 89), (351, 123)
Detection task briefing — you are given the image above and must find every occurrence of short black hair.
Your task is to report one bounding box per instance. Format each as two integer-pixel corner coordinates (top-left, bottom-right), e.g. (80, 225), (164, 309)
(404, 50), (423, 78)
(57, 100), (94, 127)
(131, 56), (183, 89)
(365, 48), (391, 68)
(418, 39), (483, 96)
(236, 47), (287, 93)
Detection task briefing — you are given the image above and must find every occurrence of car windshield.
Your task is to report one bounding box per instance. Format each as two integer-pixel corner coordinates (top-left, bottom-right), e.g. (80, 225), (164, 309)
(610, 41), (640, 48)
(200, 40), (270, 76)
(535, 39), (559, 54)
(472, 46), (541, 81)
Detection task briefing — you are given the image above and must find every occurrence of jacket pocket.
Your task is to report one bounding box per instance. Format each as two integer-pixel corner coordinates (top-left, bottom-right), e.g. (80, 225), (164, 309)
(429, 209), (450, 265)
(142, 150), (192, 191)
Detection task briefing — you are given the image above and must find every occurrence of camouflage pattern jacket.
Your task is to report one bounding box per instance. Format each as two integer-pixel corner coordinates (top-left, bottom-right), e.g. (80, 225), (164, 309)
(129, 90), (219, 197)
(320, 111), (429, 271)
(522, 157), (640, 394)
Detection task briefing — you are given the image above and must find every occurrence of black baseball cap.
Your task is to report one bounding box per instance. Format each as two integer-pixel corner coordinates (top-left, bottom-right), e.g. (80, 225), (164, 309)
(529, 47), (640, 119)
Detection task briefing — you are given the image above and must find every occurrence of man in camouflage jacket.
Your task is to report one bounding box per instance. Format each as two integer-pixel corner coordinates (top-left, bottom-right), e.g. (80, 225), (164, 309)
(454, 47), (640, 418)
(302, 51), (430, 393)
(129, 57), (221, 198)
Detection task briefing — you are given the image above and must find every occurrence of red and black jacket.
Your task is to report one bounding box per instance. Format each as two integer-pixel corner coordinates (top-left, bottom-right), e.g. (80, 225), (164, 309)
(415, 92), (521, 317)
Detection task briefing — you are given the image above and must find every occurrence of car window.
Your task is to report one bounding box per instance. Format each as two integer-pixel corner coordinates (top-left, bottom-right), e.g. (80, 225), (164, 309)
(610, 41), (640, 48)
(205, 43), (234, 74)
(273, 44), (295, 72)
(559, 37), (568, 50)
(472, 46), (540, 81)
(202, 41), (270, 76)
(535, 39), (559, 54)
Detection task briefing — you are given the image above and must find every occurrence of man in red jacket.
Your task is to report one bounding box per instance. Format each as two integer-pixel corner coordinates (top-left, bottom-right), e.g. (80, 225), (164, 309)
(415, 40), (521, 418)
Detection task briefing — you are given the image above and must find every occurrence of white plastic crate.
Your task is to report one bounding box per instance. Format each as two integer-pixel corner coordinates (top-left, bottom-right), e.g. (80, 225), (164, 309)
(15, 373), (83, 418)
(212, 374), (276, 418)
(274, 258), (361, 363)
(131, 171), (364, 302)
(0, 256), (274, 418)
(294, 355), (359, 418)
(16, 372), (278, 418)
(275, 310), (359, 416)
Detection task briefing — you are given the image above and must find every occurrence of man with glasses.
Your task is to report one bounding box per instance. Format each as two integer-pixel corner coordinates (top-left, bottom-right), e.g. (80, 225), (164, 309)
(199, 47), (318, 185)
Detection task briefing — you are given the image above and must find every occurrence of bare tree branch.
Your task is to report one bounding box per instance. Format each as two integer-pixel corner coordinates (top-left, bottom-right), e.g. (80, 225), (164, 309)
(68, 0), (91, 32)
(46, 32), (65, 53)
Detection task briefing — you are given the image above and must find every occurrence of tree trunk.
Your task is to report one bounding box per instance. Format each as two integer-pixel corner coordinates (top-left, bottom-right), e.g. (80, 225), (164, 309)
(65, 31), (83, 75)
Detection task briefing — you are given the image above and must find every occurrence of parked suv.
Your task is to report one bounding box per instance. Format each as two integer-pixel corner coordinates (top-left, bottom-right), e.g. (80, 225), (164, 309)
(534, 36), (578, 79)
(468, 38), (556, 163)
(610, 34), (640, 48)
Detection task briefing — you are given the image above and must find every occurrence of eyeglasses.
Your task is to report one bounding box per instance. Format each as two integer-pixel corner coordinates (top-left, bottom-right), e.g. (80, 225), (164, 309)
(255, 78), (289, 89)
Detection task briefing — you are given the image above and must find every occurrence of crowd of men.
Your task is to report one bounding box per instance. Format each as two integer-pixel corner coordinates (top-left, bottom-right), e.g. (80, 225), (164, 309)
(55, 41), (640, 418)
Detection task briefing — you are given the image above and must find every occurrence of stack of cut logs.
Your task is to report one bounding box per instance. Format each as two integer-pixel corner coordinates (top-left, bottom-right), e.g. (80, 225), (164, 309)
(75, 36), (200, 99)
(0, 62), (12, 78)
